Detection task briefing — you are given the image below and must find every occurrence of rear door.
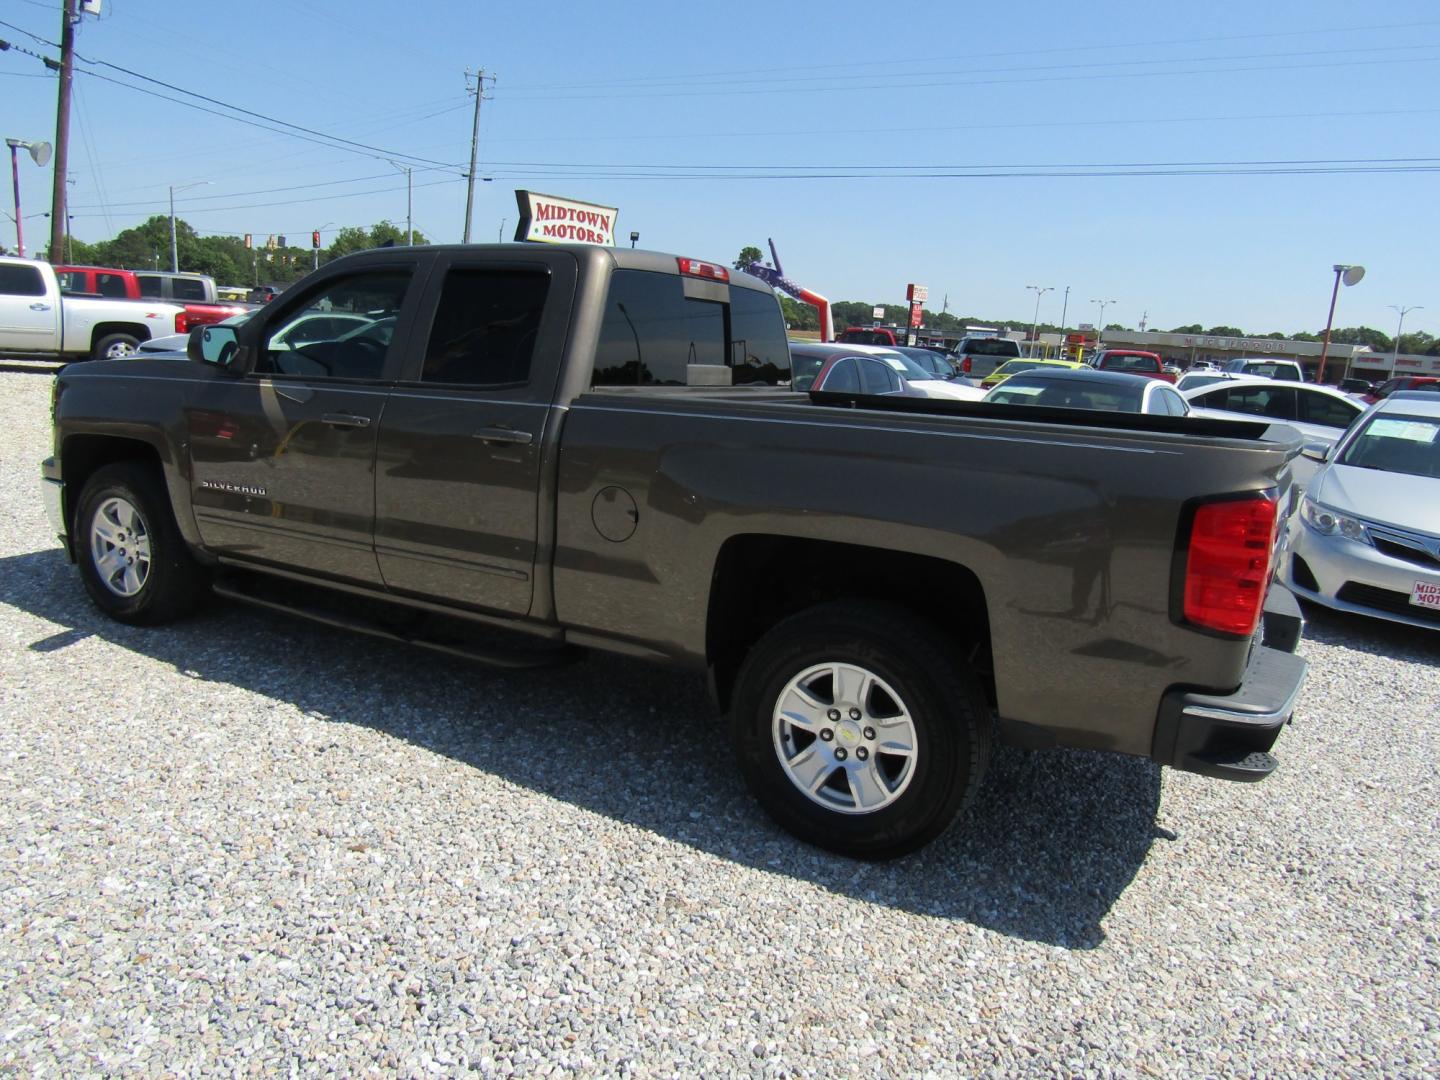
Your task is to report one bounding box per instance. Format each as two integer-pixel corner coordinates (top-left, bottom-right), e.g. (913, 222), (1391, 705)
(373, 249), (575, 616)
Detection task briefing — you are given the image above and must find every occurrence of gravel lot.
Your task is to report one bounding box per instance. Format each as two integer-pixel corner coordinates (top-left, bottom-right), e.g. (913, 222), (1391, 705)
(1, 366), (1436, 1077)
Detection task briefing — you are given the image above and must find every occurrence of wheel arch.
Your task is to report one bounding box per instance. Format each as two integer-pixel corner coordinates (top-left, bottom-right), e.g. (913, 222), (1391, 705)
(60, 435), (167, 556)
(89, 321), (155, 347)
(706, 534), (993, 713)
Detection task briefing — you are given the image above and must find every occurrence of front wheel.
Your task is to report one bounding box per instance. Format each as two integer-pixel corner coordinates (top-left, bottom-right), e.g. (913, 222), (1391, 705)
(75, 463), (207, 624)
(731, 600), (990, 860)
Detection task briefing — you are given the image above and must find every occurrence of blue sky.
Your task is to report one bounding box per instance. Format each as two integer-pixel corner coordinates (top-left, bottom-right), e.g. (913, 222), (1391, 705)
(2, 0), (1436, 336)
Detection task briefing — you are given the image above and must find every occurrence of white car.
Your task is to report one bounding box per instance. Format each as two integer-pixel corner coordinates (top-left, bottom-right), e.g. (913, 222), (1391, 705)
(1280, 392), (1440, 631)
(1183, 377), (1364, 489)
(791, 342), (986, 401)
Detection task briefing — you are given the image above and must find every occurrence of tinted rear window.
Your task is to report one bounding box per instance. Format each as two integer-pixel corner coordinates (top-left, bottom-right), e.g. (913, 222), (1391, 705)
(961, 338), (1019, 357)
(594, 270), (789, 387)
(0, 264), (45, 297)
(421, 269), (549, 385)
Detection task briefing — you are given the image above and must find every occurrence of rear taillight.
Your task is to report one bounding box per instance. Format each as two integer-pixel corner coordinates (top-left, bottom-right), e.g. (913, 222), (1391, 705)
(962, 356), (972, 373)
(174, 312), (189, 333)
(1183, 496), (1279, 636)
(676, 257), (730, 283)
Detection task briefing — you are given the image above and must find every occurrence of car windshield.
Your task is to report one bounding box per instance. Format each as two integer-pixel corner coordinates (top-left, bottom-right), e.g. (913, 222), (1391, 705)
(987, 376), (1143, 412)
(1337, 414), (1440, 479)
(1177, 374), (1230, 391)
(990, 360), (1047, 378)
(1102, 354), (1156, 372)
(792, 354), (824, 391)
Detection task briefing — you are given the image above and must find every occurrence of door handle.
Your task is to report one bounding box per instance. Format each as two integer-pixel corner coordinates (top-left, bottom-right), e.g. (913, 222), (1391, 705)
(29, 303), (52, 311)
(321, 412), (372, 429)
(472, 427), (533, 446)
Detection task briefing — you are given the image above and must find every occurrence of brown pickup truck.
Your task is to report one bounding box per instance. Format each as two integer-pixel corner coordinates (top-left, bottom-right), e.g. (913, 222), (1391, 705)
(40, 243), (1307, 858)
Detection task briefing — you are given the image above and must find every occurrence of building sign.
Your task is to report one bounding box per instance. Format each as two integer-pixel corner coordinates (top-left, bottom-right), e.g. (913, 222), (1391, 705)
(872, 306), (885, 320)
(906, 283), (928, 303)
(514, 190), (619, 246)
(909, 302), (923, 328)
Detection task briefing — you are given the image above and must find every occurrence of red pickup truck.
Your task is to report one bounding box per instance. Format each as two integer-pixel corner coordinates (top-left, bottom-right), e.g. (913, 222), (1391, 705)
(1088, 349), (1177, 383)
(55, 265), (250, 330)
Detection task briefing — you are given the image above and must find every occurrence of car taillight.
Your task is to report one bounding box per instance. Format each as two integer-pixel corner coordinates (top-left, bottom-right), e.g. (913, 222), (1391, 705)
(174, 312), (190, 333)
(962, 356), (972, 373)
(1183, 496), (1279, 636)
(676, 257), (730, 283)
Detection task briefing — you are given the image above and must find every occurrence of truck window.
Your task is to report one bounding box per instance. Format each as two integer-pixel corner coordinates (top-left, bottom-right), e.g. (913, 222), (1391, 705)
(0, 264), (46, 297)
(136, 275), (163, 299)
(97, 273), (129, 298)
(421, 269), (549, 386)
(594, 270), (724, 386)
(728, 286), (790, 385)
(259, 271), (410, 380)
(172, 278), (208, 302)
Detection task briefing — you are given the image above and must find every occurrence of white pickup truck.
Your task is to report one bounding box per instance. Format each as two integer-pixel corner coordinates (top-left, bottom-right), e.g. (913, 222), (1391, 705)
(0, 256), (187, 361)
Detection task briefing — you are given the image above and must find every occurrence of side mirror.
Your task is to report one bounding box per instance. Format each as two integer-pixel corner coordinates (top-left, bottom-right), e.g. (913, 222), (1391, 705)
(188, 324), (244, 373)
(1301, 441), (1331, 463)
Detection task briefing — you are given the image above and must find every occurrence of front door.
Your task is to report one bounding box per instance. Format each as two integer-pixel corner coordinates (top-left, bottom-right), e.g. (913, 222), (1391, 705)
(186, 265), (420, 585)
(374, 252), (574, 616)
(0, 262), (60, 352)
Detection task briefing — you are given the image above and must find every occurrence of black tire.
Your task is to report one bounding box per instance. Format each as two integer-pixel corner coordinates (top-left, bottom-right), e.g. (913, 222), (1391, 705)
(75, 462), (208, 625)
(92, 332), (141, 361)
(731, 600), (990, 860)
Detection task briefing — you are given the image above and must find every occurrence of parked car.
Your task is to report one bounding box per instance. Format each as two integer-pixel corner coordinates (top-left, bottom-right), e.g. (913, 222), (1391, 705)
(1183, 377), (1364, 489)
(953, 334), (1021, 379)
(247, 284), (288, 304)
(979, 358), (1084, 389)
(1337, 377), (1374, 395)
(1361, 376), (1439, 404)
(1221, 357), (1306, 382)
(983, 367), (1190, 415)
(791, 342), (984, 401)
(1086, 350), (1177, 383)
(40, 241), (1309, 858)
(1176, 371), (1246, 393)
(892, 345), (960, 380)
(55, 263), (249, 328)
(1281, 392), (1440, 631)
(835, 326), (903, 347)
(136, 311), (371, 356)
(1, 256), (186, 360)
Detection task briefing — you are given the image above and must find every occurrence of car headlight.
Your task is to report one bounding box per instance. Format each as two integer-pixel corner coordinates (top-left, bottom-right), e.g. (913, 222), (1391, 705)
(1300, 496), (1370, 544)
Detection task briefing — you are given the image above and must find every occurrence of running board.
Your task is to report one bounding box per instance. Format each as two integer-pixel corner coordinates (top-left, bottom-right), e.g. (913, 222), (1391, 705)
(211, 575), (578, 670)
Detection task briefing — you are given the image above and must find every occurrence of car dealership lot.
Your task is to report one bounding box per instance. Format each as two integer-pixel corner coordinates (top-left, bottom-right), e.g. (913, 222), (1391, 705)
(0, 370), (1436, 1076)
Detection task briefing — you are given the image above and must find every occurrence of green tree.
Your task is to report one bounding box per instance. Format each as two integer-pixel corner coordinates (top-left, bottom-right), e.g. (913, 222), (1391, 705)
(733, 245), (764, 271)
(1328, 326), (1392, 351)
(779, 296), (819, 331)
(1170, 324), (1203, 334)
(1204, 325), (1245, 337)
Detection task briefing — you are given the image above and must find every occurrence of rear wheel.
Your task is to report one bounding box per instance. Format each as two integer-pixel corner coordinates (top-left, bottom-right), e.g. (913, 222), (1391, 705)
(731, 600), (989, 859)
(75, 463), (207, 624)
(92, 332), (141, 361)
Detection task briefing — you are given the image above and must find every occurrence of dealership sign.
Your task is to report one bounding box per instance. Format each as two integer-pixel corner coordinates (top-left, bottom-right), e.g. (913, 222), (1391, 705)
(514, 190), (619, 246)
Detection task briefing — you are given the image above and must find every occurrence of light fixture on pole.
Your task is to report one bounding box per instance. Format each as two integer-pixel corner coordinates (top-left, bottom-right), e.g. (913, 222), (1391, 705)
(1389, 304), (1422, 372)
(1025, 285), (1053, 356)
(1091, 298), (1117, 345)
(168, 180), (211, 272)
(630, 230), (640, 249)
(1317, 264), (1364, 384)
(6, 138), (52, 258)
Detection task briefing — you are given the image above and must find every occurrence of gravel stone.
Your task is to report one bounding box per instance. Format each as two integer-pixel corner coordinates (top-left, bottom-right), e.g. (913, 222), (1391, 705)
(0, 367), (1437, 1077)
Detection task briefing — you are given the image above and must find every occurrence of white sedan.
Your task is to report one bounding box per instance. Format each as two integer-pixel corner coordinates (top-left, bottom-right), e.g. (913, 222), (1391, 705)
(1183, 377), (1364, 488)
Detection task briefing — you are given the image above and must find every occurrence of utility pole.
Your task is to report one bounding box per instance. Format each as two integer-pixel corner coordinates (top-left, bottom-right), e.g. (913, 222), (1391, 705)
(389, 161), (413, 244)
(462, 69), (493, 243)
(49, 0), (79, 260)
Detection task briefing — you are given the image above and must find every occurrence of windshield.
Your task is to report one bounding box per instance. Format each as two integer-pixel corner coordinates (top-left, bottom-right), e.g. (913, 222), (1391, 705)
(987, 376), (1143, 412)
(1337, 414), (1440, 479)
(991, 360), (1047, 378)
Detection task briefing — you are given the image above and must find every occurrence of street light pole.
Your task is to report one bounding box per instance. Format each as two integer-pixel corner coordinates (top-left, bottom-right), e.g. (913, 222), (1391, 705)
(313, 221), (334, 271)
(1318, 263), (1364, 384)
(1026, 285), (1053, 356)
(168, 180), (210, 272)
(1091, 299), (1117, 346)
(1390, 304), (1423, 372)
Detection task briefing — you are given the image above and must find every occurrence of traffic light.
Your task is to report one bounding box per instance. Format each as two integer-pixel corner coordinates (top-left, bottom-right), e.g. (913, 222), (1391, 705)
(312, 230), (321, 249)
(243, 233), (252, 249)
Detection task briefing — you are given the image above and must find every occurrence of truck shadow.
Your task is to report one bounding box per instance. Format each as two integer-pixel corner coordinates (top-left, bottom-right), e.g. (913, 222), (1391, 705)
(2, 548), (1161, 949)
